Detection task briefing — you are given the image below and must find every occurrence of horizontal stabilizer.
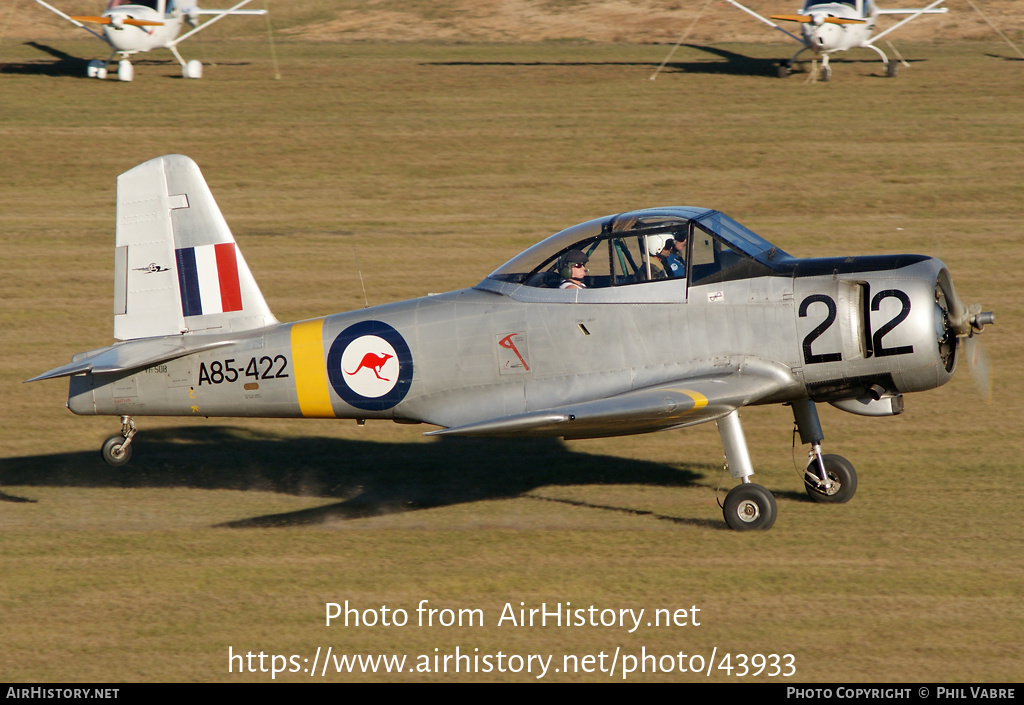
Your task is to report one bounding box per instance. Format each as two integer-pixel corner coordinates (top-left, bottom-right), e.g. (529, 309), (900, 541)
(27, 336), (235, 383)
(427, 365), (794, 439)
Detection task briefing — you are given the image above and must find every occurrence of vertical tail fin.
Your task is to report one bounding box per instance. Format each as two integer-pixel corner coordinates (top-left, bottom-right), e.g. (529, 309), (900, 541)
(113, 154), (277, 340)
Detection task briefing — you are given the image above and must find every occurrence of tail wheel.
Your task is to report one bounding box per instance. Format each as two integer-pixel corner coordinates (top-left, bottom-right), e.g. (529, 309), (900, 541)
(101, 434), (133, 467)
(723, 483), (777, 531)
(804, 454), (857, 503)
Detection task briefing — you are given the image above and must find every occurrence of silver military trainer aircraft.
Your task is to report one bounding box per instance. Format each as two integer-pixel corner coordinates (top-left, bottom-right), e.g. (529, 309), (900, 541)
(30, 155), (994, 530)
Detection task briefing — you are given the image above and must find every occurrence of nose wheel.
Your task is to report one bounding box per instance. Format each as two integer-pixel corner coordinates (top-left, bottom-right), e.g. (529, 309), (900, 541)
(804, 453), (857, 503)
(792, 400), (858, 504)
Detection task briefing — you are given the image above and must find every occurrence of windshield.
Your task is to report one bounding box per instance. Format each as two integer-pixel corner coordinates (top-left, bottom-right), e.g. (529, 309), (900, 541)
(802, 0), (858, 10)
(107, 0), (160, 10)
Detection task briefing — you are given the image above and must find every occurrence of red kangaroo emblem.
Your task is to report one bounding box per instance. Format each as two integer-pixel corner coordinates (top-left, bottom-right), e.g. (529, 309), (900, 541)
(345, 352), (394, 381)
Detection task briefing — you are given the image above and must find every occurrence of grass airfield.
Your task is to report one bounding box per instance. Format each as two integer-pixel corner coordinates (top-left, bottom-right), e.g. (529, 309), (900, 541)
(1, 35), (1023, 682)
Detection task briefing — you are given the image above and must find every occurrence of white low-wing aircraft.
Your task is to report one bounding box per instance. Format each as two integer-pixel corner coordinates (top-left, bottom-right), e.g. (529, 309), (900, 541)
(33, 0), (266, 81)
(725, 0), (948, 79)
(30, 155), (994, 530)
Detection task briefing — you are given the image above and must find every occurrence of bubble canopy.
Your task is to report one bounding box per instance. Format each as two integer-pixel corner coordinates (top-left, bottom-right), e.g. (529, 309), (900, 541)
(484, 207), (789, 290)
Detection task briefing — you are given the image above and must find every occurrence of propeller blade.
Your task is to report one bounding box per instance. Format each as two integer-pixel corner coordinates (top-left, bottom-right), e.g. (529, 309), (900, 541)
(70, 16), (164, 27)
(769, 14), (865, 25)
(935, 270), (995, 401)
(770, 14), (812, 23)
(963, 337), (992, 403)
(936, 270), (994, 337)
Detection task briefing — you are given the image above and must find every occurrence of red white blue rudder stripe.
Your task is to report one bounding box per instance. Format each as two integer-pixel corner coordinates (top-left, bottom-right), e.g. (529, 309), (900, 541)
(175, 243), (244, 317)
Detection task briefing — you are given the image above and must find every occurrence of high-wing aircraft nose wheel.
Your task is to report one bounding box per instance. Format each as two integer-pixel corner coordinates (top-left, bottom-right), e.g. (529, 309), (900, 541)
(101, 415), (137, 467)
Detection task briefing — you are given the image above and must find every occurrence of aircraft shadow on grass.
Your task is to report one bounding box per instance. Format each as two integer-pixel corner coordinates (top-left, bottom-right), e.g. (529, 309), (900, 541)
(0, 42), (90, 76)
(0, 425), (729, 528)
(986, 53), (1023, 62)
(425, 44), (925, 77)
(0, 42), (252, 77)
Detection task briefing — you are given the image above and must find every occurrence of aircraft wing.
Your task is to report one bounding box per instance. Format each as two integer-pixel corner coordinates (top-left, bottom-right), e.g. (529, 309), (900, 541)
(426, 363), (797, 440)
(172, 0), (266, 47)
(876, 6), (948, 15)
(27, 336), (235, 383)
(869, 0), (948, 44)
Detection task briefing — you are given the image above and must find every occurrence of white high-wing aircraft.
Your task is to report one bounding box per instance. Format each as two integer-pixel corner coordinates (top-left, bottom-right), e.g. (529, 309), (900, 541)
(725, 0), (948, 79)
(33, 0), (266, 81)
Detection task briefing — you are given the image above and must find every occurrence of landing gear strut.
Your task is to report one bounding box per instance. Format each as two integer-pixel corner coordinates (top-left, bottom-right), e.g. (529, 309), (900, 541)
(170, 46), (203, 79)
(101, 415), (137, 467)
(792, 400), (857, 504)
(718, 410), (777, 531)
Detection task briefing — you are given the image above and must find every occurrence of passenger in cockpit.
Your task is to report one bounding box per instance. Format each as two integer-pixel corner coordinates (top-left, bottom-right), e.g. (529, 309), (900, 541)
(667, 234), (686, 274)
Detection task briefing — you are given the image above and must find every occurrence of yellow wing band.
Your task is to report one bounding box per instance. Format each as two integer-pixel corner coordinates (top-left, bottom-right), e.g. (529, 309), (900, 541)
(290, 319), (336, 418)
(663, 388), (710, 413)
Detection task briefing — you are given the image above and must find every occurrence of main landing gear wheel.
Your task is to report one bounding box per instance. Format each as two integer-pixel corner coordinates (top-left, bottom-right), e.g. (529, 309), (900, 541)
(886, 61), (899, 78)
(777, 61), (792, 78)
(804, 454), (857, 504)
(723, 483), (777, 531)
(101, 434), (133, 467)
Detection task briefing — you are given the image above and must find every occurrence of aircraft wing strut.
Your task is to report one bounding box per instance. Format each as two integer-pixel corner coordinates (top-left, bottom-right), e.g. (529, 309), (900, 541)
(869, 0), (948, 45)
(172, 0), (266, 47)
(722, 0), (804, 43)
(33, 0), (106, 40)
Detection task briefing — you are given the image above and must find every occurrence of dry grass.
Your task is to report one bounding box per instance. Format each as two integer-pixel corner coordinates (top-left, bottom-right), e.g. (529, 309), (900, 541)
(0, 33), (1022, 682)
